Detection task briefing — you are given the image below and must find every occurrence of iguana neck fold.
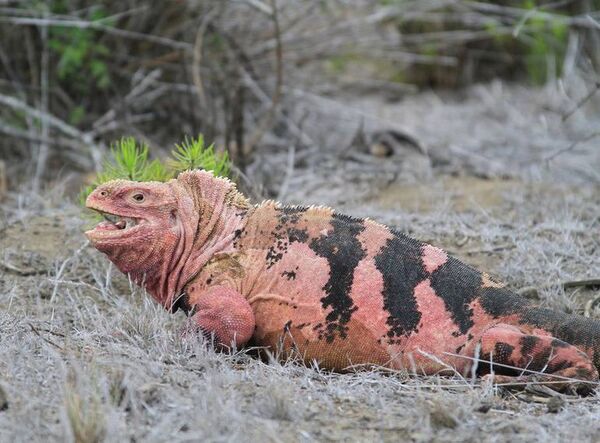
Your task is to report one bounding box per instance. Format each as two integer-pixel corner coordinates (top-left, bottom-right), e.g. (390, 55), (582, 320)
(145, 171), (250, 310)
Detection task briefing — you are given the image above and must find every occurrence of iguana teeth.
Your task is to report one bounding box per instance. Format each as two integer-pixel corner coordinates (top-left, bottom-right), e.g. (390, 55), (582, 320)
(103, 213), (118, 224)
(101, 213), (137, 229)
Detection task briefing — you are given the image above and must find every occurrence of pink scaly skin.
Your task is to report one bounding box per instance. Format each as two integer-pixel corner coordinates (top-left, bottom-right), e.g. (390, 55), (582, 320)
(86, 170), (600, 394)
(187, 285), (255, 348)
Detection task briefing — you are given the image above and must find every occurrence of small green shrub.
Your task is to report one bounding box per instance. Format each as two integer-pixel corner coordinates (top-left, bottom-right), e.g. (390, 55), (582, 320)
(79, 135), (230, 204)
(48, 4), (112, 91)
(170, 135), (230, 177)
(520, 3), (568, 85)
(387, 0), (572, 87)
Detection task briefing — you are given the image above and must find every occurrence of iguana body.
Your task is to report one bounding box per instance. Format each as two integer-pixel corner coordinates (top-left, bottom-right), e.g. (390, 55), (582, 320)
(85, 170), (600, 392)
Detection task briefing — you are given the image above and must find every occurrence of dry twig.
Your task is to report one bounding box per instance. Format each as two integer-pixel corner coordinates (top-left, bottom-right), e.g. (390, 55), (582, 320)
(562, 82), (600, 121)
(245, 0), (284, 153)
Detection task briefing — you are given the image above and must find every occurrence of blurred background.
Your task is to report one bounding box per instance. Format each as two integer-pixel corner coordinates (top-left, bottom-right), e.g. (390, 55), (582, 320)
(1, 3), (600, 439)
(0, 0), (599, 200)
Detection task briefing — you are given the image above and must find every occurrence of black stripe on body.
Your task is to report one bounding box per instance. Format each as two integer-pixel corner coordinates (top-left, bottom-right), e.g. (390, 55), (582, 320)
(428, 257), (483, 335)
(477, 342), (519, 376)
(374, 232), (425, 343)
(310, 214), (366, 343)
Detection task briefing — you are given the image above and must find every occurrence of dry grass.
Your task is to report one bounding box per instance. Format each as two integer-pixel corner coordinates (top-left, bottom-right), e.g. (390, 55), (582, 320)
(1, 185), (599, 442)
(1, 79), (600, 442)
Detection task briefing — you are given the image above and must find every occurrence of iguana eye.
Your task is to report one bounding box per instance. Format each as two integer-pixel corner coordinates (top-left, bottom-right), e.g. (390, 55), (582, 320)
(132, 193), (145, 202)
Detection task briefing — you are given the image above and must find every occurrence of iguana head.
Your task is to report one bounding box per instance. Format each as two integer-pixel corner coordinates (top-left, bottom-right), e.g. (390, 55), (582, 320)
(85, 170), (250, 309)
(85, 179), (180, 274)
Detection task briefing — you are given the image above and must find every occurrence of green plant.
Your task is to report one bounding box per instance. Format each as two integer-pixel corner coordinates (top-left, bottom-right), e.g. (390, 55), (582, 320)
(79, 135), (230, 205)
(525, 18), (568, 84)
(48, 4), (112, 91)
(99, 137), (170, 183)
(477, 1), (570, 85)
(390, 0), (573, 87)
(170, 135), (230, 177)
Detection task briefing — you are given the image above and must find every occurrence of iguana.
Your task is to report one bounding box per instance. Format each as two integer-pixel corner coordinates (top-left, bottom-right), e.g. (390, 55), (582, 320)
(85, 170), (600, 393)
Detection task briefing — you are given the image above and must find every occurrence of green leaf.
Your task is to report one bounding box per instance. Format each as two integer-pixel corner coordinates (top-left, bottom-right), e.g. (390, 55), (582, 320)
(169, 135), (230, 177)
(79, 134), (231, 205)
(142, 159), (173, 182)
(69, 105), (86, 126)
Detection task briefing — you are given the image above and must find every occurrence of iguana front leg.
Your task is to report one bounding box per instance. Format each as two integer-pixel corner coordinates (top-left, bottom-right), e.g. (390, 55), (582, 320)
(466, 324), (598, 393)
(186, 285), (255, 348)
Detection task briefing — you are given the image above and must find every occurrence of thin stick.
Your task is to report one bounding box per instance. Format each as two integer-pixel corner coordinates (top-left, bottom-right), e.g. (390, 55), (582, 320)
(562, 82), (600, 121)
(544, 132), (600, 162)
(191, 14), (210, 109)
(0, 16), (190, 50)
(245, 0), (283, 152)
(28, 323), (64, 351)
(444, 352), (600, 385)
(0, 260), (47, 276)
(563, 279), (600, 289)
(32, 6), (49, 193)
(0, 93), (105, 169)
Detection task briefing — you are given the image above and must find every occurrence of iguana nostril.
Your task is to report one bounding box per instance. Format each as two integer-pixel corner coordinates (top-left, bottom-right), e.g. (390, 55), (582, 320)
(100, 190), (108, 197)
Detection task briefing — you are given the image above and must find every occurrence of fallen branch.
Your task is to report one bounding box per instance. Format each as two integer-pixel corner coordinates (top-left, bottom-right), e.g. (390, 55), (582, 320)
(244, 0), (284, 153)
(191, 9), (218, 110)
(0, 260), (47, 277)
(28, 323), (64, 351)
(562, 82), (600, 121)
(519, 279), (600, 306)
(544, 132), (600, 162)
(0, 16), (190, 50)
(563, 279), (600, 289)
(0, 93), (104, 170)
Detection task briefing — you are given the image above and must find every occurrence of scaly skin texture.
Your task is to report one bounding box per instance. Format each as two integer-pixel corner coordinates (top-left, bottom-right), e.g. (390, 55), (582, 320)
(86, 170), (600, 393)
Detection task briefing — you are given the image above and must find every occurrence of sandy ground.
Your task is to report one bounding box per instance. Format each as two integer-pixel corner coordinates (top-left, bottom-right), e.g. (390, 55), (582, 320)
(1, 79), (599, 442)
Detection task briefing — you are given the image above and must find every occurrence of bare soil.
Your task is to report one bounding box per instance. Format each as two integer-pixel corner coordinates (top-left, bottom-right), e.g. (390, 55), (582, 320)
(1, 80), (599, 442)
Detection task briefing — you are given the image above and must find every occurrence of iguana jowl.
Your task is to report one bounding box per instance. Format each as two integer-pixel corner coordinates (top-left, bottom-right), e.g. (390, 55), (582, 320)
(85, 170), (600, 392)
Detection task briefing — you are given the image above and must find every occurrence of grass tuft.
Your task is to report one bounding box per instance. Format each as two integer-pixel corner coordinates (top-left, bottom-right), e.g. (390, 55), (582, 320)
(170, 135), (230, 177)
(64, 375), (106, 443)
(79, 135), (230, 204)
(100, 137), (168, 183)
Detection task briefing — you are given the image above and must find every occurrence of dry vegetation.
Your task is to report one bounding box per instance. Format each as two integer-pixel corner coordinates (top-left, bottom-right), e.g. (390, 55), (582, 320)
(1, 0), (600, 442)
(2, 0), (599, 190)
(0, 156), (599, 442)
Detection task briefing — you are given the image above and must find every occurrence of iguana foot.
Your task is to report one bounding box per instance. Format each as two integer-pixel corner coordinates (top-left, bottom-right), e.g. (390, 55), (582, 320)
(187, 285), (255, 349)
(469, 323), (598, 393)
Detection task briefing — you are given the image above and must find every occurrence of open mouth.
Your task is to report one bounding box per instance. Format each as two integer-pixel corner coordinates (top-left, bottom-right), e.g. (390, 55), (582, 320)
(91, 211), (143, 233)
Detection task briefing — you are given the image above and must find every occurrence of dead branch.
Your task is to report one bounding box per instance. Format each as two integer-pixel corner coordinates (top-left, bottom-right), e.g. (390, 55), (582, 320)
(563, 279), (600, 289)
(0, 260), (47, 276)
(544, 132), (600, 162)
(32, 8), (49, 193)
(28, 323), (64, 351)
(520, 279), (600, 304)
(0, 93), (104, 170)
(0, 16), (190, 50)
(245, 0), (283, 153)
(191, 12), (212, 109)
(562, 82), (600, 121)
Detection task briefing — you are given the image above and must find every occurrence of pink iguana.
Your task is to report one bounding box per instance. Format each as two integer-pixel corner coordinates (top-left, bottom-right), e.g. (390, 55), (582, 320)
(85, 170), (600, 393)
